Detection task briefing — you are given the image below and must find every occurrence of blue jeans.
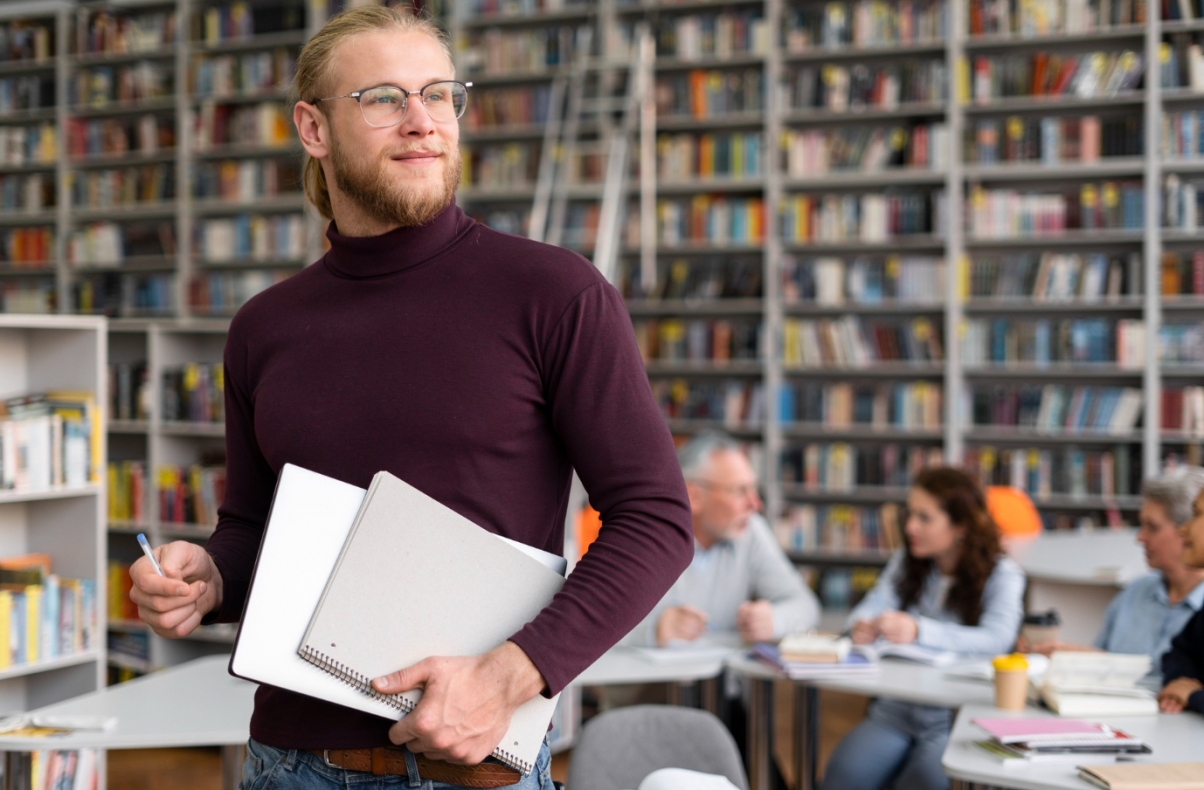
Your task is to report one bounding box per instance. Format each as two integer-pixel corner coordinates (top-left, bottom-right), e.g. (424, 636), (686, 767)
(819, 698), (952, 790)
(238, 738), (553, 790)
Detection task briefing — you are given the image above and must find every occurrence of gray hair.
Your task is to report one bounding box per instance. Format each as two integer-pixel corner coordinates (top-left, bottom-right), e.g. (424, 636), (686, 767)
(1142, 465), (1204, 526)
(678, 431), (744, 479)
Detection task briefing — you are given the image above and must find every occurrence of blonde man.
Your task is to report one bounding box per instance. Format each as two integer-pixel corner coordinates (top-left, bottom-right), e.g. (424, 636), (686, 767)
(128, 8), (693, 789)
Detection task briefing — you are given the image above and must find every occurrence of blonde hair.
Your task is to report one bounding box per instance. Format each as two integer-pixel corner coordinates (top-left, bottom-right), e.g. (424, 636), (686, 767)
(294, 5), (454, 220)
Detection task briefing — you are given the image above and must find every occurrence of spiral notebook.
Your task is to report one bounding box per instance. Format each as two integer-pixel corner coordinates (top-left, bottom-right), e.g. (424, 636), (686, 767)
(297, 470), (567, 775)
(229, 464), (564, 776)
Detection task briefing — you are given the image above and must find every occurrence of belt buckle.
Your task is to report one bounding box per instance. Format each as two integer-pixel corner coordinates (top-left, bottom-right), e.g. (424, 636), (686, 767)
(322, 750), (337, 769)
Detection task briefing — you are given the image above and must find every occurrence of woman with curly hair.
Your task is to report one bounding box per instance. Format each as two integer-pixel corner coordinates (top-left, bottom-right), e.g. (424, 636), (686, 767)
(820, 467), (1026, 790)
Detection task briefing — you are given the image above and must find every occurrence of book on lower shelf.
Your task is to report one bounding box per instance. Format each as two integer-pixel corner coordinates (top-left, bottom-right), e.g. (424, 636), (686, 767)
(0, 554), (97, 671)
(2, 749), (100, 790)
(1, 391), (101, 491)
(776, 501), (904, 554)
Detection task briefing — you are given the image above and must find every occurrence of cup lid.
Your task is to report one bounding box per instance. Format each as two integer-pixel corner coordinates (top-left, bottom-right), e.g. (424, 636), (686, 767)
(992, 653), (1029, 671)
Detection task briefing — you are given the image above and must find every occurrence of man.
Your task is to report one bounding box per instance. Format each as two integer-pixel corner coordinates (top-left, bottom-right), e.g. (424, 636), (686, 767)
(128, 8), (693, 790)
(627, 432), (820, 649)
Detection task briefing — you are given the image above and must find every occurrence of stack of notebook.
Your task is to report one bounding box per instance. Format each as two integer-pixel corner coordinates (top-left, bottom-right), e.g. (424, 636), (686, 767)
(228, 464), (568, 776)
(972, 717), (1152, 766)
(751, 642), (877, 679)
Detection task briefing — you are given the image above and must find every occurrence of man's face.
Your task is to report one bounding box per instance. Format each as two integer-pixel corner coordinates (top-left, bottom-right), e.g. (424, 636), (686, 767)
(688, 449), (762, 546)
(322, 30), (462, 227)
(1137, 500), (1185, 574)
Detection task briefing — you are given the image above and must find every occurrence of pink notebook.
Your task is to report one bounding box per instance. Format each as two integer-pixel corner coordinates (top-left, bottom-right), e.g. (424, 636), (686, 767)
(973, 718), (1106, 742)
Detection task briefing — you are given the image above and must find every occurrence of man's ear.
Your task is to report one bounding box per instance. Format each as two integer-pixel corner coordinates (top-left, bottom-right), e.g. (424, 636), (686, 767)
(294, 101), (330, 160)
(685, 481), (705, 517)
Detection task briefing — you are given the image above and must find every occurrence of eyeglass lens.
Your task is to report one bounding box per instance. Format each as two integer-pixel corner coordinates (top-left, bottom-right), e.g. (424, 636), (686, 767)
(358, 82), (467, 127)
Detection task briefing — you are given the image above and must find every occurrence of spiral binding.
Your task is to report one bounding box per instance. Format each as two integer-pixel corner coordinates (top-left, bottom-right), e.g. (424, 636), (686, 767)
(297, 646), (533, 775)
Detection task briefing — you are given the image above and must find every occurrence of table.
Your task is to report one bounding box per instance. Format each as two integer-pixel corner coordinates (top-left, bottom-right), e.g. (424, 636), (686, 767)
(576, 645), (735, 711)
(942, 703), (1204, 790)
(727, 657), (998, 790)
(0, 655), (254, 790)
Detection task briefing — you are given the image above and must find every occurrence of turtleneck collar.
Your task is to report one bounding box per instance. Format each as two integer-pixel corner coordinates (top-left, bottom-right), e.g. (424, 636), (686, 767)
(323, 202), (475, 280)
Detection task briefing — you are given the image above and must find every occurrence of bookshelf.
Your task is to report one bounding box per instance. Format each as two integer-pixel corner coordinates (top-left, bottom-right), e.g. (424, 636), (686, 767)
(0, 314), (106, 710)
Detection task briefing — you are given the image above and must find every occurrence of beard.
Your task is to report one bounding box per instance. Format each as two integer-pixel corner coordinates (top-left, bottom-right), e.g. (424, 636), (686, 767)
(329, 136), (461, 228)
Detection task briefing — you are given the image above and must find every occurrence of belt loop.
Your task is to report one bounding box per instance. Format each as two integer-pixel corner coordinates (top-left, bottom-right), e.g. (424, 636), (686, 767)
(282, 748), (298, 770)
(403, 746), (421, 788)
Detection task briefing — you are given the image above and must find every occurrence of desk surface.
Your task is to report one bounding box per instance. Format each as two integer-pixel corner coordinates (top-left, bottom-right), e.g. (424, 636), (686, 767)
(0, 656), (254, 751)
(727, 656), (997, 708)
(1008, 529), (1148, 587)
(575, 646), (733, 686)
(942, 704), (1204, 790)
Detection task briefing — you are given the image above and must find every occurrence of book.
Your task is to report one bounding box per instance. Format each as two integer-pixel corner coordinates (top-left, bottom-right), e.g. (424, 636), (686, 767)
(1078, 763), (1204, 790)
(855, 641), (958, 666)
(751, 643), (878, 679)
(1038, 651), (1158, 716)
(778, 632), (852, 663)
(973, 739), (1127, 767)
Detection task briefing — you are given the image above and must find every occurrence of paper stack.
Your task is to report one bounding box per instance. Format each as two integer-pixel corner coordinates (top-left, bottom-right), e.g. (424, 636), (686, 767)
(972, 717), (1152, 766)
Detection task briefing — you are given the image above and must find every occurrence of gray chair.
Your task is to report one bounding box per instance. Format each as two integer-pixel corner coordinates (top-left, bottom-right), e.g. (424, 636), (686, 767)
(567, 705), (749, 790)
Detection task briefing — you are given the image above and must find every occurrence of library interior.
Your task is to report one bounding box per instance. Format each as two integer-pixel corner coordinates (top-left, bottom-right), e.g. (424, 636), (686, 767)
(2, 0), (1204, 787)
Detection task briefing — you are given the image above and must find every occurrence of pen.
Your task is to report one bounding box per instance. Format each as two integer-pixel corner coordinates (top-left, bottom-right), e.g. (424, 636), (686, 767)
(137, 533), (165, 577)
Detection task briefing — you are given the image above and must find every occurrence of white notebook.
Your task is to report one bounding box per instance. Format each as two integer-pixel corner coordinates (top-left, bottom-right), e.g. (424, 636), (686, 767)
(229, 464), (564, 775)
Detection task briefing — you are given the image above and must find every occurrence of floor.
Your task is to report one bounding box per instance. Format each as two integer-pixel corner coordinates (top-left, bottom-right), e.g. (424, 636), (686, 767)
(107, 686), (868, 788)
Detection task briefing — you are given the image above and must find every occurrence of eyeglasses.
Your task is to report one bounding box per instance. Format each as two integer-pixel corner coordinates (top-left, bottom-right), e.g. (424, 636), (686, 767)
(312, 81), (471, 127)
(691, 480), (760, 499)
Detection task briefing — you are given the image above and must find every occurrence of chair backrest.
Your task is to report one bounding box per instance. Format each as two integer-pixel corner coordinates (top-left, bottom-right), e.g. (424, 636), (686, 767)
(566, 705), (748, 790)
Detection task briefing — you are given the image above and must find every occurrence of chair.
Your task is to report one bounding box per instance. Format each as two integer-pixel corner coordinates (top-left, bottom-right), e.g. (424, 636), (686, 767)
(566, 705), (749, 790)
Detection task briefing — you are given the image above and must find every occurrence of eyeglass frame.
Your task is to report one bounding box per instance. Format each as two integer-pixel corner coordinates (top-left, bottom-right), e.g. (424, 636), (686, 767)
(310, 80), (473, 126)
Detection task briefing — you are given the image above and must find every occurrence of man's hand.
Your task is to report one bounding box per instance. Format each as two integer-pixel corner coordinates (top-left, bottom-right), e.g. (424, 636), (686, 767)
(849, 619), (878, 645)
(373, 641), (545, 764)
(1158, 677), (1204, 713)
(655, 605), (709, 647)
(129, 541), (223, 639)
(736, 600), (775, 643)
(875, 611), (919, 644)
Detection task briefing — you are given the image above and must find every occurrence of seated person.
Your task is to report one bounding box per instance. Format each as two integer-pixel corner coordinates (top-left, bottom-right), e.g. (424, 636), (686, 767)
(821, 467), (1026, 790)
(1019, 467), (1204, 674)
(625, 432), (820, 649)
(1159, 479), (1204, 714)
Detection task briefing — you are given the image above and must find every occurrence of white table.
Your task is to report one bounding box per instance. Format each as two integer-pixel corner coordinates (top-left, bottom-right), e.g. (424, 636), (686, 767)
(727, 657), (999, 790)
(942, 703), (1204, 790)
(0, 655), (254, 790)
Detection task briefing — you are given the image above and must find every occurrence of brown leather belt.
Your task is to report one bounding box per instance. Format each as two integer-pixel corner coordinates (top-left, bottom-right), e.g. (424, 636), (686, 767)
(310, 746), (521, 788)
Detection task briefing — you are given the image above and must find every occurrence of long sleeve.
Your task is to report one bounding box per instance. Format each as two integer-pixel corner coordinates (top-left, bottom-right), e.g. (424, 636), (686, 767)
(844, 550), (905, 631)
(915, 557), (1026, 656)
(1093, 590), (1122, 650)
(746, 518), (820, 638)
(1162, 607), (1204, 695)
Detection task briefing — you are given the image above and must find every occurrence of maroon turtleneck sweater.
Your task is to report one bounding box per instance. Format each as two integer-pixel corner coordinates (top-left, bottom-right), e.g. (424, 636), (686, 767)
(204, 203), (693, 749)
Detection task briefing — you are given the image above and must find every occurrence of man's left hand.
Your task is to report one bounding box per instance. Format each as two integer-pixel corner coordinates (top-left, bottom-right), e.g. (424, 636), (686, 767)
(736, 600), (775, 643)
(372, 641), (545, 764)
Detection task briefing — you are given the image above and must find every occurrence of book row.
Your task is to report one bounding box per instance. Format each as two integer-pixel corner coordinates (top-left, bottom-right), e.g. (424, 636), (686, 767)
(107, 461), (146, 525)
(163, 362), (224, 424)
(963, 444), (1141, 501)
(0, 75), (54, 116)
(650, 378), (765, 427)
(159, 462), (226, 528)
(966, 183), (1144, 238)
(780, 441), (944, 489)
(782, 316), (945, 367)
(1163, 173), (1204, 230)
(189, 270), (293, 315)
(782, 255), (946, 305)
(780, 191), (945, 243)
(460, 0), (587, 17)
(1, 392), (99, 491)
(1163, 386), (1204, 435)
(194, 157), (300, 202)
(0, 124), (55, 167)
(107, 560), (140, 622)
(1159, 320), (1204, 363)
(463, 84), (551, 132)
(0, 173), (53, 213)
(965, 114), (1142, 165)
(196, 1), (305, 44)
(73, 272), (175, 316)
(968, 0), (1147, 35)
(966, 252), (1138, 301)
(1160, 35), (1204, 93)
(961, 317), (1145, 367)
(0, 20), (52, 62)
(460, 27), (580, 76)
(462, 142), (540, 190)
(784, 0), (947, 51)
(776, 503), (903, 556)
(779, 380), (943, 429)
(658, 132), (763, 181)
(656, 69), (764, 120)
(619, 257), (762, 301)
(1161, 249), (1204, 296)
(67, 221), (174, 267)
(633, 318), (763, 363)
(109, 361), (148, 422)
(70, 164), (175, 208)
(658, 196), (766, 245)
(0, 565), (97, 670)
(197, 213), (307, 263)
(0, 228), (53, 266)
(651, 12), (770, 62)
(1164, 0), (1204, 17)
(74, 8), (175, 55)
(70, 62), (174, 108)
(967, 50), (1144, 104)
(0, 748), (99, 790)
(963, 384), (1144, 434)
(0, 281), (52, 314)
(783, 123), (948, 176)
(67, 115), (174, 159)
(787, 59), (947, 112)
(108, 623), (149, 677)
(194, 101), (294, 150)
(191, 49), (298, 99)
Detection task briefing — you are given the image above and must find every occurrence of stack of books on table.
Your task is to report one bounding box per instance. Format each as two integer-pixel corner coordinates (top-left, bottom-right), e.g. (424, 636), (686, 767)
(751, 633), (877, 679)
(972, 717), (1152, 767)
(1038, 652), (1158, 716)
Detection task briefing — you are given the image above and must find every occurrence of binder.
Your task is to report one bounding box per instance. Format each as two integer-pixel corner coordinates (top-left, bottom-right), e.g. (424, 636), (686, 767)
(230, 464), (564, 775)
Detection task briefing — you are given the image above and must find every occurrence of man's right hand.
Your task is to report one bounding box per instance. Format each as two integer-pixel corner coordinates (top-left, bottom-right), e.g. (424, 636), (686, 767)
(655, 605), (709, 647)
(129, 541), (223, 639)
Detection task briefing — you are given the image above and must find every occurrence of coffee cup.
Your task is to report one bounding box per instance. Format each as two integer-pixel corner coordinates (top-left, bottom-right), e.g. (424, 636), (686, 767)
(1021, 609), (1061, 650)
(993, 653), (1029, 710)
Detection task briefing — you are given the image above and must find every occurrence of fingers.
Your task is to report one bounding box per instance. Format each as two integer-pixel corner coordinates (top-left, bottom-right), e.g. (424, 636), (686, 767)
(130, 574), (206, 614)
(158, 541), (206, 580)
(679, 605), (708, 625)
(374, 658), (435, 695)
